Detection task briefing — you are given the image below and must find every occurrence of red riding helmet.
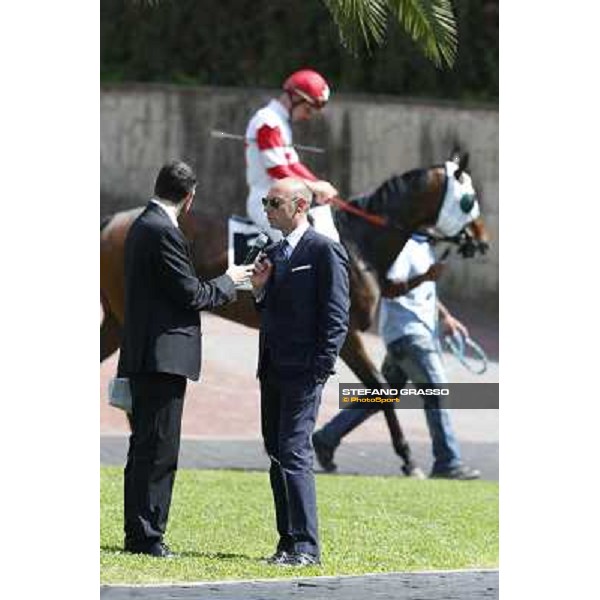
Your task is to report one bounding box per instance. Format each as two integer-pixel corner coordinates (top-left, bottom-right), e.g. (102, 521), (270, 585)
(283, 69), (330, 108)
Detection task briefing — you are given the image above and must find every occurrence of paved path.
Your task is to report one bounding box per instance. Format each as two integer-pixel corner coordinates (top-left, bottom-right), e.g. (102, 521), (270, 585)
(101, 313), (498, 445)
(101, 570), (499, 599)
(101, 311), (498, 479)
(101, 435), (498, 480)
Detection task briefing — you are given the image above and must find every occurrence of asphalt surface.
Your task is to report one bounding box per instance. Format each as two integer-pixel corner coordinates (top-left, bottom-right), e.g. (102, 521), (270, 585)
(101, 435), (498, 481)
(101, 570), (499, 600)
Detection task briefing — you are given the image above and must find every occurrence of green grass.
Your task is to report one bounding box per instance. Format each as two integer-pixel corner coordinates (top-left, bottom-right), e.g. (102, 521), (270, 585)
(101, 467), (498, 584)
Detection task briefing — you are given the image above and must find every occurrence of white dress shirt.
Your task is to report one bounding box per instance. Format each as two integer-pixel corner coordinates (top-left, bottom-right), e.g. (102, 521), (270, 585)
(150, 197), (179, 228)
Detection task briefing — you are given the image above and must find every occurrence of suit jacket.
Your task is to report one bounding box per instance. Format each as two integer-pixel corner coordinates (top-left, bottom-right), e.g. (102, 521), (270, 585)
(117, 202), (236, 381)
(257, 226), (350, 381)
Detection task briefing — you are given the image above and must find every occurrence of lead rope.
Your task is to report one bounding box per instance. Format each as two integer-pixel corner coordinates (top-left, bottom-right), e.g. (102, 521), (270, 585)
(434, 245), (488, 375)
(442, 330), (489, 375)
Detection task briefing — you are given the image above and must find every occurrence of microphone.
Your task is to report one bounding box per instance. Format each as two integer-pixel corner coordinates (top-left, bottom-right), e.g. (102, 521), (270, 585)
(243, 233), (269, 264)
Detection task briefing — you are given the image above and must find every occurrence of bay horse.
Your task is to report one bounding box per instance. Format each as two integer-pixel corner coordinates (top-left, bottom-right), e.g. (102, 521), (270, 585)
(100, 152), (489, 475)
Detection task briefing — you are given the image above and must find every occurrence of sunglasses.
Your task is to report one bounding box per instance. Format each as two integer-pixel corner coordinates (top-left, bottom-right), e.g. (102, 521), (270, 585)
(261, 196), (298, 210)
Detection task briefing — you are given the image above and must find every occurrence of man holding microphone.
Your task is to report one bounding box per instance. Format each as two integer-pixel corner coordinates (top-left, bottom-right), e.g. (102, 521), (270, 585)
(251, 177), (350, 566)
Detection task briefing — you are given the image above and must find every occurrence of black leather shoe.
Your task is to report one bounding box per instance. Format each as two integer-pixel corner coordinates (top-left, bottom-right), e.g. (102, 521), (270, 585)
(430, 465), (481, 480)
(282, 552), (321, 566)
(264, 550), (290, 564)
(124, 541), (175, 558)
(312, 431), (337, 472)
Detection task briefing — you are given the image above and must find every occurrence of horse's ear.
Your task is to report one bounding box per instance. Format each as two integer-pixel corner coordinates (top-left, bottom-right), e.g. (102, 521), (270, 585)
(455, 152), (470, 180)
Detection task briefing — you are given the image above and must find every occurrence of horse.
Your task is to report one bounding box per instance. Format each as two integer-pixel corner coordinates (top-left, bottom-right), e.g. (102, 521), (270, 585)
(100, 151), (490, 475)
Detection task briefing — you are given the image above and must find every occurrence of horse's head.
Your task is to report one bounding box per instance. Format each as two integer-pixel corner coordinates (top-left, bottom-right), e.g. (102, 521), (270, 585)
(434, 151), (490, 258)
(334, 152), (491, 288)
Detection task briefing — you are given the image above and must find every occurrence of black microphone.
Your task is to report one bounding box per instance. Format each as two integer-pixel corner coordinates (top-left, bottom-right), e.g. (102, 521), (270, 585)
(243, 233), (269, 264)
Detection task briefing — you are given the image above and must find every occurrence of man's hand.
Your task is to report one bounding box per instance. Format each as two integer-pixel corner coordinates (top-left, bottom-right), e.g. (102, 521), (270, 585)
(307, 180), (338, 205)
(226, 264), (255, 285)
(381, 280), (404, 298)
(250, 255), (273, 292)
(424, 262), (445, 282)
(440, 313), (469, 338)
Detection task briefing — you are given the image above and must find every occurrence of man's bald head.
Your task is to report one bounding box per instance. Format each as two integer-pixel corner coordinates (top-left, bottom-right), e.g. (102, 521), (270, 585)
(271, 177), (313, 206)
(264, 177), (313, 235)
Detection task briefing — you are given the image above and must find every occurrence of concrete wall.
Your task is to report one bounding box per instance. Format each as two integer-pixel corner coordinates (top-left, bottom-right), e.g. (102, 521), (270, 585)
(101, 83), (498, 311)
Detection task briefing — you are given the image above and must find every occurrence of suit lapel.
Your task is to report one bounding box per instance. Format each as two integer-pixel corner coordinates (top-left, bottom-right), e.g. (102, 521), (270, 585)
(287, 227), (314, 268)
(277, 227), (315, 285)
(265, 227), (316, 293)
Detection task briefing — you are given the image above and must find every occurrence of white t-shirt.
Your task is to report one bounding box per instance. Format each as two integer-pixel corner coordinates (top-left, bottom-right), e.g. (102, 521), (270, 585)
(379, 236), (437, 344)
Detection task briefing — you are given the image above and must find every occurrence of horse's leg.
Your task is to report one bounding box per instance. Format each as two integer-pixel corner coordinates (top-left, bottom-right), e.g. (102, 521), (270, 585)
(100, 298), (122, 362)
(338, 330), (418, 473)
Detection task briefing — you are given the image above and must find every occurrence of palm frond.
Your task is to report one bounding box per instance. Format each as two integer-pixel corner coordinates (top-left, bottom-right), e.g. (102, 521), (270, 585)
(323, 0), (457, 68)
(322, 0), (389, 54)
(388, 0), (457, 68)
(127, 1), (457, 69)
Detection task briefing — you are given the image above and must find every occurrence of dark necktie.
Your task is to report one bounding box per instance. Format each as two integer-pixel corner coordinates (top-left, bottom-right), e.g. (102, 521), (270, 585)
(273, 240), (291, 285)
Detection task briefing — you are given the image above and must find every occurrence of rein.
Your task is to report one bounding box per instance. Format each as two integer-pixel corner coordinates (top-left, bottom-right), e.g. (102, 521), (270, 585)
(328, 196), (389, 228)
(328, 194), (467, 251)
(327, 166), (445, 234)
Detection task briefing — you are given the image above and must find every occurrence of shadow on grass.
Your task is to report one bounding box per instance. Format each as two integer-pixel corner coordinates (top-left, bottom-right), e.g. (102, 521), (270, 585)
(101, 545), (127, 553)
(177, 550), (257, 561)
(101, 545), (258, 562)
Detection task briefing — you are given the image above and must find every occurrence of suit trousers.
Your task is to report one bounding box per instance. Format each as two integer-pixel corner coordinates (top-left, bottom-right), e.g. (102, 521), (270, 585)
(260, 366), (323, 558)
(124, 372), (186, 548)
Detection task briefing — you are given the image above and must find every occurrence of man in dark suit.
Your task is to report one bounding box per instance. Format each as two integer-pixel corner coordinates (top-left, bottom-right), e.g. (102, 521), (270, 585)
(117, 161), (253, 557)
(250, 177), (350, 566)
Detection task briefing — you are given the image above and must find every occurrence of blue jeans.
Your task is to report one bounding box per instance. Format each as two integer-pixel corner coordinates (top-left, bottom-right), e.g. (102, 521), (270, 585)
(318, 334), (462, 473)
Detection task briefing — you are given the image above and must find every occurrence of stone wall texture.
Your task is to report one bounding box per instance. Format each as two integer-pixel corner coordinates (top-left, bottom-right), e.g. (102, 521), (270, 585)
(101, 83), (498, 311)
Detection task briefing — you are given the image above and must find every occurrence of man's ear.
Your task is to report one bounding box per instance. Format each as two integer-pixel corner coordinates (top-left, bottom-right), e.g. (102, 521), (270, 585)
(296, 197), (309, 213)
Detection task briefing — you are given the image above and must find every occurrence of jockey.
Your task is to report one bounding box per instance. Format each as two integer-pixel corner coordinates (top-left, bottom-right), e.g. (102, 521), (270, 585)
(245, 68), (340, 242)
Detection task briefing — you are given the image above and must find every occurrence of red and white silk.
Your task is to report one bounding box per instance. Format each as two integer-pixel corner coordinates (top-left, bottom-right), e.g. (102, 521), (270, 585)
(245, 99), (338, 242)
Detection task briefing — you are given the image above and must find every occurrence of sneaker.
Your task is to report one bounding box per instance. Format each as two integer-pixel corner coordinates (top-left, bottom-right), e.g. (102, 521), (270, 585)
(312, 431), (337, 472)
(430, 465), (481, 480)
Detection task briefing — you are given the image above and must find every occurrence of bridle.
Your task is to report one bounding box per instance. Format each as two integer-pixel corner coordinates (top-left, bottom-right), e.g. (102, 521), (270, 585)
(328, 195), (488, 258)
(418, 228), (489, 258)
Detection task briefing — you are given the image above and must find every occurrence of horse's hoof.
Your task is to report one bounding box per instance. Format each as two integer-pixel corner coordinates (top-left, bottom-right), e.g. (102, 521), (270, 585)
(402, 465), (426, 480)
